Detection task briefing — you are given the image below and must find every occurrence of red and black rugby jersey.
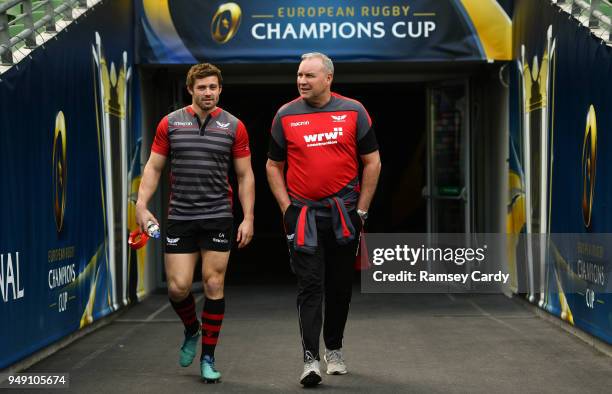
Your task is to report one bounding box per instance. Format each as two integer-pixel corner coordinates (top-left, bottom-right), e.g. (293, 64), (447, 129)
(269, 93), (376, 201)
(152, 106), (250, 220)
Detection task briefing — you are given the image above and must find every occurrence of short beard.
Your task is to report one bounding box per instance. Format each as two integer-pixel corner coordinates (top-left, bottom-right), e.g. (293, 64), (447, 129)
(195, 98), (215, 112)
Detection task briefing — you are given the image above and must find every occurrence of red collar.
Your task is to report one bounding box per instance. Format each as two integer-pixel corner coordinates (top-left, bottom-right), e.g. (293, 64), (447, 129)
(185, 105), (222, 118)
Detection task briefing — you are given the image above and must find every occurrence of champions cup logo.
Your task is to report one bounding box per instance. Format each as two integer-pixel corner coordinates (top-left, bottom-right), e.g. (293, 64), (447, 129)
(581, 105), (597, 228)
(211, 2), (242, 43)
(53, 111), (67, 233)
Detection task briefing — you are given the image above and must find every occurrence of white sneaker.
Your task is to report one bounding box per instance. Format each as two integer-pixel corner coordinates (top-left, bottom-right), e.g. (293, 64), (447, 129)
(324, 348), (348, 375)
(300, 357), (322, 387)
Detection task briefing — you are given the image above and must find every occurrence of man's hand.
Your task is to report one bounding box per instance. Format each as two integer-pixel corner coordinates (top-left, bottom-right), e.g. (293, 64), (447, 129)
(236, 217), (254, 248)
(266, 159), (292, 215)
(135, 202), (158, 234)
(134, 152), (166, 233)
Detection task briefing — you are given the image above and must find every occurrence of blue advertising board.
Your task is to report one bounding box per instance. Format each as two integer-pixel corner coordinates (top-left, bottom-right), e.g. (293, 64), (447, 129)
(508, 0), (612, 343)
(0, 0), (144, 368)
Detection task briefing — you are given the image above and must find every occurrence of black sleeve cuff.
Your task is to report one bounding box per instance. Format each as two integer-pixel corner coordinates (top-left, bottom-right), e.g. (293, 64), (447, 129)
(358, 127), (379, 155)
(268, 136), (287, 161)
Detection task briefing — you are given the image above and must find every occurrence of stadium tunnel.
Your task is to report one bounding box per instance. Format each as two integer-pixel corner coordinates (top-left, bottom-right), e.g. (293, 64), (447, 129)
(7, 0), (612, 380)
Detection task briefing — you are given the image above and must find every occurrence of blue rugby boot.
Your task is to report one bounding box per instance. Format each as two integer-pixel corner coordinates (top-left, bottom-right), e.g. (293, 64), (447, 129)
(179, 328), (200, 367)
(201, 355), (221, 383)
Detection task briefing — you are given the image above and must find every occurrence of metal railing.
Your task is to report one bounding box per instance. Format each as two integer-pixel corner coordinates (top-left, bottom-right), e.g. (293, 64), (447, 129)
(555, 0), (612, 43)
(0, 0), (88, 65)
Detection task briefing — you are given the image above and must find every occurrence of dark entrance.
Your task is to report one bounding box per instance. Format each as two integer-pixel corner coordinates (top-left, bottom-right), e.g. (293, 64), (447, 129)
(218, 81), (427, 277)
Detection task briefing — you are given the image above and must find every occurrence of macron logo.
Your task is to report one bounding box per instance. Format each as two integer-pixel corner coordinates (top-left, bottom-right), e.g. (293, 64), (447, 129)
(216, 121), (230, 129)
(290, 121), (310, 127)
(174, 121), (193, 127)
(331, 115), (347, 122)
(303, 128), (343, 147)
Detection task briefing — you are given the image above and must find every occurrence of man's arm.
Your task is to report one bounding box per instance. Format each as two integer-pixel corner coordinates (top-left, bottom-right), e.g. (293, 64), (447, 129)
(357, 150), (381, 213)
(234, 155), (255, 248)
(135, 152), (167, 232)
(266, 159), (291, 214)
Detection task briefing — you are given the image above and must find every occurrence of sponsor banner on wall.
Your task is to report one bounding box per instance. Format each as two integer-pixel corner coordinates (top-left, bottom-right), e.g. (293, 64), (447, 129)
(508, 0), (612, 343)
(136, 0), (512, 64)
(0, 0), (145, 368)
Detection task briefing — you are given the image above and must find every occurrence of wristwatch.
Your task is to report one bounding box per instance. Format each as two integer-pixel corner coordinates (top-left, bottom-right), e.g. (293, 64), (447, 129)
(357, 209), (368, 221)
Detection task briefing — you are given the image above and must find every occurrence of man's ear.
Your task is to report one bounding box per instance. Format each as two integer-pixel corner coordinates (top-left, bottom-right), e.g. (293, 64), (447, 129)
(187, 85), (193, 96)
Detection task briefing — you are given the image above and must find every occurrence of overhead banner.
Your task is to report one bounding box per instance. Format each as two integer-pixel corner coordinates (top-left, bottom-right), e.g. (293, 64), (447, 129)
(508, 0), (612, 343)
(136, 0), (512, 64)
(0, 0), (147, 368)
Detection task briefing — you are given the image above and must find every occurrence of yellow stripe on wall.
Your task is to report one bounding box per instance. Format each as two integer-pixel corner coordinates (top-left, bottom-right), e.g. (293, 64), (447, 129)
(459, 0), (512, 61)
(142, 0), (192, 57)
(142, 0), (173, 37)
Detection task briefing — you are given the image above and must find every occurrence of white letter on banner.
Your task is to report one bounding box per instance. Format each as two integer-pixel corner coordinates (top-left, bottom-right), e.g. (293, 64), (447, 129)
(252, 23), (265, 39)
(391, 21), (406, 38)
(319, 23), (332, 38)
(268, 23), (281, 39)
(300, 23), (317, 39)
(373, 22), (385, 38)
(6, 253), (15, 300)
(339, 22), (356, 39)
(424, 21), (436, 37)
(357, 22), (371, 38)
(408, 22), (422, 38)
(282, 23), (297, 39)
(0, 254), (5, 302)
(16, 252), (23, 299)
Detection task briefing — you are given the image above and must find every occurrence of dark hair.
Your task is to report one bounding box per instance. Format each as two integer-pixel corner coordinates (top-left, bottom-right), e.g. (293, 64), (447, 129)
(186, 63), (223, 89)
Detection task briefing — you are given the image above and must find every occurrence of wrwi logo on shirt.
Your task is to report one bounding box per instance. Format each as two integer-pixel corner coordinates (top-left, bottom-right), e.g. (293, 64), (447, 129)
(303, 128), (343, 147)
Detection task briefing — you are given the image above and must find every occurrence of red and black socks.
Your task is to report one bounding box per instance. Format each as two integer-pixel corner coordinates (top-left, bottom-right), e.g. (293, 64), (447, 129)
(170, 293), (200, 336)
(201, 297), (225, 359)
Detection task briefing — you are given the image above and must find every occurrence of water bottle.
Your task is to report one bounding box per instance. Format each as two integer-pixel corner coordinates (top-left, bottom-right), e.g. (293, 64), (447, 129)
(146, 220), (160, 239)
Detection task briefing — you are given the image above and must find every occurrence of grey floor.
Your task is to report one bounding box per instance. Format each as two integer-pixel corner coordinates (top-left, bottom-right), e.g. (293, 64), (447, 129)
(19, 284), (612, 393)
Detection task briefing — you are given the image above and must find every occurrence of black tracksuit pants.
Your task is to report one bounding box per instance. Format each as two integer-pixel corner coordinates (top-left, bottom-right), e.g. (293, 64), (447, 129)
(284, 205), (362, 361)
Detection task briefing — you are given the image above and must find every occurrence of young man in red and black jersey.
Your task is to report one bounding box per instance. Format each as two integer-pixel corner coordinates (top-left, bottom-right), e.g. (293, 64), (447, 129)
(266, 53), (381, 387)
(135, 63), (255, 383)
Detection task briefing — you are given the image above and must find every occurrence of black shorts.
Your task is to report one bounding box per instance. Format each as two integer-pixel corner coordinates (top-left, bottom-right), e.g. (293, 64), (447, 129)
(165, 218), (234, 253)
